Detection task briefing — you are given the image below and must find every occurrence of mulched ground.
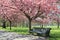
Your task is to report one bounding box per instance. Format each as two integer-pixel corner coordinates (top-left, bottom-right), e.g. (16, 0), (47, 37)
(0, 30), (48, 40)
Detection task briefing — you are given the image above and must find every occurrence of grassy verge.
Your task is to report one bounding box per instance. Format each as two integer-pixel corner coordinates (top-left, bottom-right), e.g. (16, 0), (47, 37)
(49, 28), (60, 40)
(0, 27), (60, 40)
(0, 27), (29, 35)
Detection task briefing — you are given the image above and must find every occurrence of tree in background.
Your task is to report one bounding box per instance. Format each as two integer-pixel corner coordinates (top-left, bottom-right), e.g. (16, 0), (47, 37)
(49, 13), (60, 28)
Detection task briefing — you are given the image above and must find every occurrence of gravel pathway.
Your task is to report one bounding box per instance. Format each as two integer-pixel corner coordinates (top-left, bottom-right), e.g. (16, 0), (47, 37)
(0, 30), (48, 40)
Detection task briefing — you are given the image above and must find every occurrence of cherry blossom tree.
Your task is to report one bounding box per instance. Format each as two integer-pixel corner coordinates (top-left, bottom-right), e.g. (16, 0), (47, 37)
(35, 13), (51, 28)
(0, 0), (60, 32)
(49, 13), (60, 28)
(11, 0), (60, 32)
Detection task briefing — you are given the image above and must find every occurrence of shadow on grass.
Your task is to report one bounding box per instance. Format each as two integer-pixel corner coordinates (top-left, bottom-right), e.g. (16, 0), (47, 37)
(50, 34), (60, 38)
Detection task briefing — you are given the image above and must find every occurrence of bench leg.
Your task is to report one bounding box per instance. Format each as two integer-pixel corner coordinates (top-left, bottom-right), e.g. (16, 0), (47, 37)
(37, 33), (41, 36)
(30, 32), (37, 36)
(45, 34), (50, 37)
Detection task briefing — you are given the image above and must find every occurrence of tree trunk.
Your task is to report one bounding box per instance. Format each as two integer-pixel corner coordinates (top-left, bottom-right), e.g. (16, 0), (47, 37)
(2, 20), (6, 28)
(41, 23), (43, 28)
(57, 20), (59, 28)
(29, 19), (31, 33)
(9, 21), (12, 30)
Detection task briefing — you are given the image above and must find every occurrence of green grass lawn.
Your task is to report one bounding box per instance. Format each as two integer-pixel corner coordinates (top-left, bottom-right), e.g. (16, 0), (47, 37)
(0, 27), (60, 40)
(49, 28), (60, 40)
(0, 27), (29, 35)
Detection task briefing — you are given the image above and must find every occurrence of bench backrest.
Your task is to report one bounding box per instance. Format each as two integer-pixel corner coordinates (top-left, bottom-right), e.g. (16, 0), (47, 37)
(32, 28), (51, 33)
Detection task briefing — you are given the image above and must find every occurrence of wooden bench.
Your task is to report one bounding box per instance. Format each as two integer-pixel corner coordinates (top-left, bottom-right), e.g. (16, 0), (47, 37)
(30, 28), (51, 37)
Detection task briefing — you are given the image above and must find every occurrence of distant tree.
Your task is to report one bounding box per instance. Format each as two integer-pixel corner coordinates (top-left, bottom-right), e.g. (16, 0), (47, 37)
(49, 13), (60, 28)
